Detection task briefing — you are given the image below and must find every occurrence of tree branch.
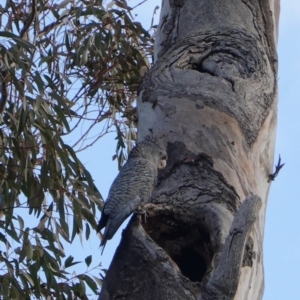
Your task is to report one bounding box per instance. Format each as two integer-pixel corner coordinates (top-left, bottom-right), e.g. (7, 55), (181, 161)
(202, 195), (262, 300)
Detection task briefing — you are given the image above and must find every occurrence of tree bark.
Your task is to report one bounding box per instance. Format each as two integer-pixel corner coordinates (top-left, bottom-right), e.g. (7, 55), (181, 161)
(99, 0), (280, 299)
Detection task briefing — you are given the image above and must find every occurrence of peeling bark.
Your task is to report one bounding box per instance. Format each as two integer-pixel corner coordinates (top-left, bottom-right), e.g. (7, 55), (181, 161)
(99, 0), (280, 299)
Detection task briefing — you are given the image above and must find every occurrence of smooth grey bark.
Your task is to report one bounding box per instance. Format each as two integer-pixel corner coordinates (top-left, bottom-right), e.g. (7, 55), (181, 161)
(99, 0), (280, 299)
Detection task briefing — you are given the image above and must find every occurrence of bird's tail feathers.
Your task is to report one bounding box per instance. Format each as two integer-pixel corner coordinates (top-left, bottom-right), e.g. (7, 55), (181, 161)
(100, 237), (107, 255)
(100, 228), (108, 255)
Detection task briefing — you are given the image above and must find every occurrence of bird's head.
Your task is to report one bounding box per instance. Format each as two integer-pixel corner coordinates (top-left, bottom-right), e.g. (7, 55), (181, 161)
(129, 136), (167, 169)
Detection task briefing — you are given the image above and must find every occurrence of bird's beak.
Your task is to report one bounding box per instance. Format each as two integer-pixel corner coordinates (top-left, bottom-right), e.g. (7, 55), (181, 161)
(158, 159), (167, 169)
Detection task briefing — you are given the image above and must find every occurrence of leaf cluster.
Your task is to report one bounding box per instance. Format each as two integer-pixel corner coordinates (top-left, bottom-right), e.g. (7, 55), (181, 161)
(0, 0), (153, 298)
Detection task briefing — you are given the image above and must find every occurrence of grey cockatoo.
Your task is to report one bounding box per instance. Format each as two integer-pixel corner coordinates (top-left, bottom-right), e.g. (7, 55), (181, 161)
(97, 136), (167, 253)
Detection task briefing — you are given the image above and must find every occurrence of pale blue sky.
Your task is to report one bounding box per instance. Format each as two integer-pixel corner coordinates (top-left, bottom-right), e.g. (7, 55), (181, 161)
(15, 1), (297, 299)
(264, 1), (300, 299)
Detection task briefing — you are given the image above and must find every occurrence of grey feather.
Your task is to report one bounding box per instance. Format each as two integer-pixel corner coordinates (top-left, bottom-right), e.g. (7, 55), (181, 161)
(97, 136), (167, 254)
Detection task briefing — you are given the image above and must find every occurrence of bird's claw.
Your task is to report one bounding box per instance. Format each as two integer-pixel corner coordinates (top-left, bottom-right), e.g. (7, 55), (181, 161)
(135, 207), (148, 223)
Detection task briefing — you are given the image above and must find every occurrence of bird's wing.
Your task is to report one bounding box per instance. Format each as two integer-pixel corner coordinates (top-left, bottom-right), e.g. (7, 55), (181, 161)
(103, 158), (157, 218)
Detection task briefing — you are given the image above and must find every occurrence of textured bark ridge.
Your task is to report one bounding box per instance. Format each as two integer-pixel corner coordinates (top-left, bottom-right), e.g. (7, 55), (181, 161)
(99, 0), (279, 299)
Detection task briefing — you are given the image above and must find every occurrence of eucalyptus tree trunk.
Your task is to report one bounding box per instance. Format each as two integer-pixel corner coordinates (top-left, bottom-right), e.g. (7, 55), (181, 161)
(99, 1), (280, 299)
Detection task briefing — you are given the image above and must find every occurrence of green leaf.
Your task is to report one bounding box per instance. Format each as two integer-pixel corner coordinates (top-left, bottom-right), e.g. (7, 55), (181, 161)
(6, 227), (21, 243)
(43, 74), (56, 89)
(65, 33), (71, 52)
(17, 107), (29, 136)
(52, 104), (71, 132)
(84, 255), (92, 267)
(76, 4), (83, 19)
(38, 55), (52, 67)
(33, 70), (45, 94)
(43, 249), (60, 272)
(64, 255), (81, 268)
(25, 240), (33, 260)
(92, 275), (103, 287)
(17, 215), (24, 238)
(81, 208), (97, 229)
(62, 283), (73, 298)
(19, 242), (27, 263)
(19, 270), (34, 287)
(71, 215), (79, 242)
(11, 277), (26, 298)
(12, 258), (20, 276)
(56, 221), (70, 243)
(41, 255), (60, 296)
(0, 31), (34, 49)
(64, 255), (74, 268)
(0, 232), (11, 248)
(63, 143), (79, 164)
(85, 222), (91, 240)
(3, 256), (14, 276)
(8, 285), (19, 299)
(78, 274), (98, 294)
